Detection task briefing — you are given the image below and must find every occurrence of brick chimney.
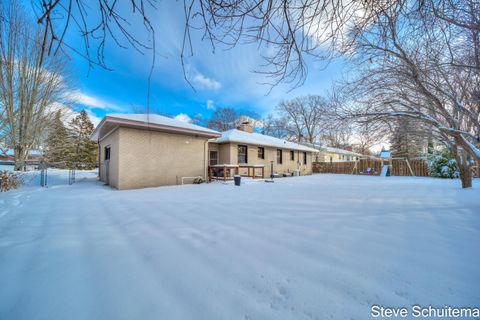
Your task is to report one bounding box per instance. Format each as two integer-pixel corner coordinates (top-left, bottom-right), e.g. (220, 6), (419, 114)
(236, 116), (254, 133)
(237, 122), (253, 133)
(342, 145), (353, 151)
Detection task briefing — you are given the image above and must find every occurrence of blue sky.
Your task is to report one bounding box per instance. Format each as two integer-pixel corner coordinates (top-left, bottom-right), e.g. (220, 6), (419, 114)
(51, 1), (346, 125)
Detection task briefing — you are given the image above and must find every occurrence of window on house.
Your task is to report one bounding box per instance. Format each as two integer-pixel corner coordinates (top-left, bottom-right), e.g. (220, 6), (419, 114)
(209, 151), (218, 166)
(104, 146), (111, 160)
(258, 147), (265, 159)
(303, 152), (307, 165)
(238, 145), (248, 163)
(290, 150), (294, 161)
(277, 149), (283, 164)
(329, 156), (333, 163)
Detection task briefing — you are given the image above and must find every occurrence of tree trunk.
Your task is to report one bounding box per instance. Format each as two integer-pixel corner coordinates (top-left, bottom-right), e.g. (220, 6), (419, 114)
(13, 146), (26, 171)
(456, 148), (473, 189)
(458, 162), (473, 188)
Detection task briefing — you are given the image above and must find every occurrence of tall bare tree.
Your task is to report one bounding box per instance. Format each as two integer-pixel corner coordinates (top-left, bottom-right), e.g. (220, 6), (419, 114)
(277, 95), (329, 144)
(261, 114), (291, 139)
(352, 121), (389, 155)
(320, 120), (352, 148)
(31, 0), (156, 70)
(344, 1), (480, 187)
(0, 0), (70, 170)
(206, 107), (238, 132)
(182, 1), (393, 88)
(389, 118), (431, 159)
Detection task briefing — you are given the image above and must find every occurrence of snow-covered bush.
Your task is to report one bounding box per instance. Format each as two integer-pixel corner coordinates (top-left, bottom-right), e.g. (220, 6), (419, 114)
(427, 149), (459, 179)
(0, 170), (23, 192)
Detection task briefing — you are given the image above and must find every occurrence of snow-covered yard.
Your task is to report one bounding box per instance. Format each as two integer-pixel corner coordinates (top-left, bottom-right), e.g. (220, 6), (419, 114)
(0, 173), (479, 319)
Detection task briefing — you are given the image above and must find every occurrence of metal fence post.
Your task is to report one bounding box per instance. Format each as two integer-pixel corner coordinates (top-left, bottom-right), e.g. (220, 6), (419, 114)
(40, 165), (48, 187)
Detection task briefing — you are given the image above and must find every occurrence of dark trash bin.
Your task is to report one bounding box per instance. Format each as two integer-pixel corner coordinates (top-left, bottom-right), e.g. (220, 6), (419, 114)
(234, 175), (241, 186)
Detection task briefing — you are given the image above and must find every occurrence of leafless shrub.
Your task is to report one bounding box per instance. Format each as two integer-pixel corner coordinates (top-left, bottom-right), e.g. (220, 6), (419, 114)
(0, 170), (23, 192)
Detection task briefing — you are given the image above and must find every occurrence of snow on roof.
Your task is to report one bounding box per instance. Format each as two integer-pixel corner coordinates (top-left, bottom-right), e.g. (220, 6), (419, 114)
(109, 113), (219, 134)
(320, 146), (363, 157)
(380, 150), (391, 158)
(211, 129), (318, 153)
(92, 113), (220, 140)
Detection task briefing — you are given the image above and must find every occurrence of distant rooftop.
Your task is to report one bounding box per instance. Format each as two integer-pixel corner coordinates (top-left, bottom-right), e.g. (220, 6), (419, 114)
(319, 146), (363, 157)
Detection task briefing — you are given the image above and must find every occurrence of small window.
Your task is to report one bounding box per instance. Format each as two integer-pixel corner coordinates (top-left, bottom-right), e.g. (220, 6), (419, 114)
(277, 149), (283, 164)
(258, 147), (265, 159)
(104, 146), (111, 160)
(290, 150), (294, 161)
(238, 145), (248, 163)
(303, 152), (307, 165)
(329, 156), (333, 163)
(209, 151), (218, 166)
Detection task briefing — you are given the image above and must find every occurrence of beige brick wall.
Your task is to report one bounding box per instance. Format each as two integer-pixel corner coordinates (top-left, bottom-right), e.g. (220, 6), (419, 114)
(211, 143), (313, 177)
(218, 143), (232, 164)
(117, 127), (209, 190)
(99, 127), (209, 190)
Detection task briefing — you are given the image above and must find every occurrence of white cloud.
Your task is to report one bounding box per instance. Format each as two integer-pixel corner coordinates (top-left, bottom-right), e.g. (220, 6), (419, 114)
(84, 110), (102, 126)
(192, 73), (222, 90)
(72, 90), (126, 112)
(174, 113), (192, 123)
(48, 102), (102, 126)
(206, 99), (215, 110)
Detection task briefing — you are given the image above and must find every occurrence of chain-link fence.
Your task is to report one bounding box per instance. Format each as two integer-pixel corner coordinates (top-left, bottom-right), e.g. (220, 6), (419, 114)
(0, 161), (98, 189)
(37, 162), (98, 187)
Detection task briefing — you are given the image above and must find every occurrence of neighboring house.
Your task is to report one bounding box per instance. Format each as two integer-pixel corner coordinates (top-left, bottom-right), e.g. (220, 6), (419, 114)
(91, 114), (220, 190)
(208, 123), (318, 177)
(316, 146), (363, 162)
(0, 152), (14, 162)
(0, 149), (42, 165)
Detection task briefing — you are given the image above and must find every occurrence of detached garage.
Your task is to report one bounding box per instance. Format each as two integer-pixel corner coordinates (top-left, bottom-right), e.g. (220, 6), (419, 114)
(91, 114), (220, 190)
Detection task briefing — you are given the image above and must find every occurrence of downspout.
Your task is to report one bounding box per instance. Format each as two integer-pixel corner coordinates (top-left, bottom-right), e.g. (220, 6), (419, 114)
(97, 140), (101, 179)
(204, 139), (208, 182)
(297, 150), (300, 169)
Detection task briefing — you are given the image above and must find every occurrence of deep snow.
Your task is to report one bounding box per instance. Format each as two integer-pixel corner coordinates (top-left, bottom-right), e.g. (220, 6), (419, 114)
(0, 173), (479, 319)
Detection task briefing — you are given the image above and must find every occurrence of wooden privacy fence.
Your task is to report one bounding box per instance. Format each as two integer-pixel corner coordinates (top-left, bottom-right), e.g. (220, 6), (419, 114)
(313, 161), (356, 174)
(391, 159), (428, 176)
(312, 159), (429, 176)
